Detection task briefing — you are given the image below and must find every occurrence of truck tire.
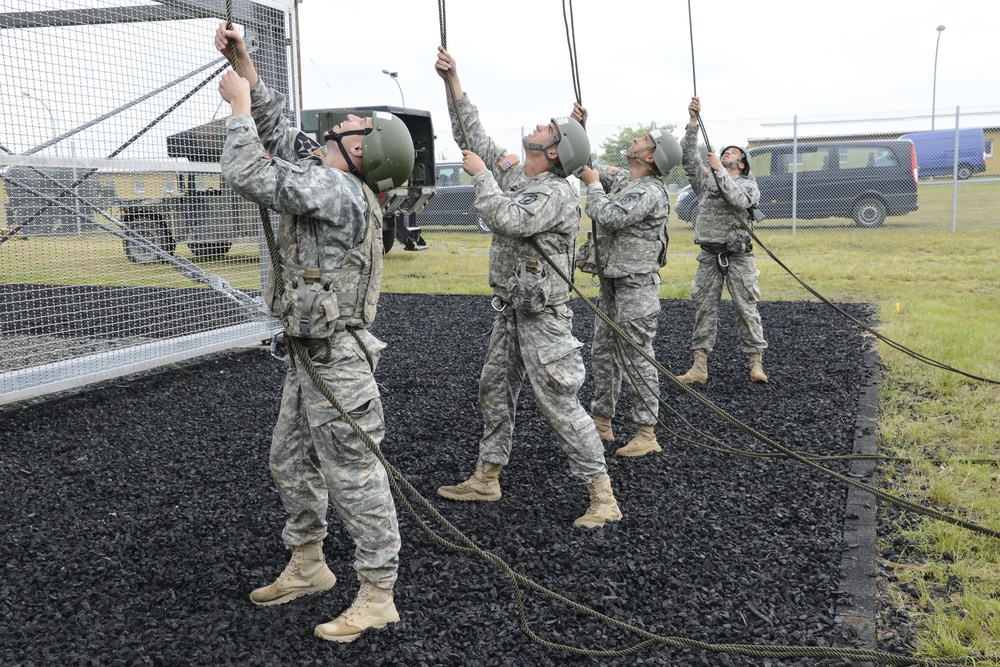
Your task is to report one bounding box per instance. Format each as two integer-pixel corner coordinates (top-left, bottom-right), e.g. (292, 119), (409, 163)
(852, 197), (887, 228)
(123, 216), (176, 264)
(188, 241), (233, 260)
(957, 164), (973, 180)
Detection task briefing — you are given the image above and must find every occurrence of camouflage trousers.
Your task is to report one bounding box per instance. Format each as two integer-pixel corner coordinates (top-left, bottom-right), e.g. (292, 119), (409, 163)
(591, 272), (661, 426)
(269, 330), (400, 589)
(689, 249), (768, 354)
(478, 301), (608, 482)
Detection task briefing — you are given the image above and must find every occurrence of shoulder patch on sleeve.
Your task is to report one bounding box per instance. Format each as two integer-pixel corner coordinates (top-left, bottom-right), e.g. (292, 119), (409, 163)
(294, 131), (324, 159)
(617, 192), (641, 210)
(513, 185), (552, 215)
(497, 153), (520, 171)
(604, 166), (620, 176)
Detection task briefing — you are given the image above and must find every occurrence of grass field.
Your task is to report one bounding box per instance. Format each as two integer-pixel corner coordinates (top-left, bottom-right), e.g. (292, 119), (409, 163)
(3, 192), (999, 658)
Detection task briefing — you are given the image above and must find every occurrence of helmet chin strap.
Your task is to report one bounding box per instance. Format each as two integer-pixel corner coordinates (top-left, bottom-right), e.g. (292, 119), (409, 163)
(324, 127), (372, 181)
(523, 135), (564, 177)
(624, 145), (655, 172)
(721, 158), (741, 169)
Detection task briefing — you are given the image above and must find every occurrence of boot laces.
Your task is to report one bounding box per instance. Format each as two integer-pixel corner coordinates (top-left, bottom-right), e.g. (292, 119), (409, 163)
(342, 583), (376, 622)
(276, 547), (305, 585)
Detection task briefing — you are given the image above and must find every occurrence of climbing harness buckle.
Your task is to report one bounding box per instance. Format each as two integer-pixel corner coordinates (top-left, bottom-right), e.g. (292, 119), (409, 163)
(270, 331), (288, 363)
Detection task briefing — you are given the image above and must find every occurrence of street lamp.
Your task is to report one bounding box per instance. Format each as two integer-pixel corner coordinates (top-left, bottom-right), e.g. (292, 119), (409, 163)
(382, 69), (404, 107)
(931, 25), (945, 130)
(22, 91), (59, 156)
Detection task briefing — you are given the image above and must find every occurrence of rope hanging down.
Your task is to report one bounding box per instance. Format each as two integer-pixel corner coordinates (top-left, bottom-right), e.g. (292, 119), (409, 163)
(424, 1), (1000, 664)
(221, 0), (999, 662)
(682, 1), (997, 386)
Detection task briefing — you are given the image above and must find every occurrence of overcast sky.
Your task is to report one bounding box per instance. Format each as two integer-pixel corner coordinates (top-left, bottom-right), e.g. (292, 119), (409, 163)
(294, 0), (996, 160)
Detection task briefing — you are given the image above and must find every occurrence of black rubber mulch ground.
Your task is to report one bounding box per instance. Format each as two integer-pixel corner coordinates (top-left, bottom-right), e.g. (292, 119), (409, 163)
(0, 292), (880, 666)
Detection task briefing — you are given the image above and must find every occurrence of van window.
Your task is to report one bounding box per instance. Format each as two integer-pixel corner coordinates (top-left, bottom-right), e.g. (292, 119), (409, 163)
(777, 148), (823, 174)
(752, 150), (772, 176)
(435, 164), (475, 186)
(835, 147), (898, 169)
(986, 139), (994, 159)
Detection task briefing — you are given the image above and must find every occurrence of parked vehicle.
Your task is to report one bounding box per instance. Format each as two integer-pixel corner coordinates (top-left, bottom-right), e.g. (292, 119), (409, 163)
(116, 118), (259, 263)
(413, 161), (488, 233)
(674, 139), (919, 228)
(898, 128), (986, 180)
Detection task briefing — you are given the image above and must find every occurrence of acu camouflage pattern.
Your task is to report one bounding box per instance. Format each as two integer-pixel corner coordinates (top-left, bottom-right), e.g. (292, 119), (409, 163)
(584, 165), (669, 426)
(583, 165), (670, 278)
(680, 123), (760, 250)
(680, 123), (767, 355)
(221, 79), (400, 589)
(223, 80), (383, 334)
(448, 93), (607, 482)
(449, 94), (578, 309)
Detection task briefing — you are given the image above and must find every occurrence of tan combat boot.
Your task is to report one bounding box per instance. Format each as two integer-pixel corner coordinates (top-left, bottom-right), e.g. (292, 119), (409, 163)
(677, 349), (708, 384)
(592, 414), (615, 442)
(249, 542), (337, 606)
(748, 352), (769, 384)
(436, 460), (502, 501)
(573, 475), (623, 529)
(615, 424), (661, 458)
(314, 576), (400, 643)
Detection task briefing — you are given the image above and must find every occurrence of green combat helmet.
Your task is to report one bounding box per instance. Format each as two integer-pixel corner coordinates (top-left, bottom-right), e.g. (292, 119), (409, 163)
(523, 116), (591, 177)
(362, 111), (416, 193)
(648, 129), (682, 176)
(324, 111), (415, 193)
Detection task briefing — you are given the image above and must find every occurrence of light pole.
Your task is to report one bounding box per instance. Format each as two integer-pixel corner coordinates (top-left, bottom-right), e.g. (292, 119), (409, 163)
(931, 25), (945, 130)
(22, 91), (59, 156)
(382, 69), (404, 107)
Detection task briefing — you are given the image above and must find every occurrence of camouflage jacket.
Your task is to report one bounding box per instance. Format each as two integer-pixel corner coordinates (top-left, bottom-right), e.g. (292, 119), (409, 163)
(221, 80), (382, 335)
(583, 164), (670, 278)
(681, 123), (760, 250)
(448, 93), (580, 309)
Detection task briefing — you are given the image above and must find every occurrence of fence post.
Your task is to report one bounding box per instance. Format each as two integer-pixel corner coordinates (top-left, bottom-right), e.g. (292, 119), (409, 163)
(791, 115), (798, 234)
(952, 106), (960, 232)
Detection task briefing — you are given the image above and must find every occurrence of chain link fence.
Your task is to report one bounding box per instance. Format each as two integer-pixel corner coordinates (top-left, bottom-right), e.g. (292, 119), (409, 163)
(455, 108), (998, 235)
(0, 0), (297, 406)
(2, 3), (998, 406)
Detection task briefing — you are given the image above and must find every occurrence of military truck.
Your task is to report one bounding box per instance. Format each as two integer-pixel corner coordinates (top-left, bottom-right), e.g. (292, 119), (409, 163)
(300, 106), (436, 253)
(116, 118), (260, 264)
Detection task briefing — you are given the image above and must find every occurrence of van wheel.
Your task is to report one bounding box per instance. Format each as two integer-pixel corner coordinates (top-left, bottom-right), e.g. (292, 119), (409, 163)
(957, 164), (973, 180)
(123, 216), (176, 263)
(852, 197), (886, 228)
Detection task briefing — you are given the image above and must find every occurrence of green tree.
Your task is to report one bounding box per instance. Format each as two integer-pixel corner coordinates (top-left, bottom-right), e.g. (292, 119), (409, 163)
(595, 122), (689, 188)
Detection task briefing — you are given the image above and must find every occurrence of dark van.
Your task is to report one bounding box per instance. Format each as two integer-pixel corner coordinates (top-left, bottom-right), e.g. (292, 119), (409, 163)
(413, 161), (488, 232)
(898, 128), (986, 180)
(675, 139), (919, 228)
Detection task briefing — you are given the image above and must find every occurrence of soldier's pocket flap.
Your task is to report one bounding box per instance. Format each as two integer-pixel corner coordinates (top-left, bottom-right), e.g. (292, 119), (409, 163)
(536, 339), (583, 366)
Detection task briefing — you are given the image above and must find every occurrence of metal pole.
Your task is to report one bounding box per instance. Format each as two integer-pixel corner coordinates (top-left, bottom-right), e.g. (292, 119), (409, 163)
(791, 115), (798, 234)
(382, 69), (404, 107)
(931, 25), (945, 130)
(951, 106), (959, 232)
(22, 91), (59, 156)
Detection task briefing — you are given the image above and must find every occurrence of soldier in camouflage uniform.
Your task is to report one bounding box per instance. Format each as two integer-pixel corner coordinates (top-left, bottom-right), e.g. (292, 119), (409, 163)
(677, 96), (768, 385)
(215, 24), (412, 643)
(432, 47), (622, 529)
(571, 104), (681, 458)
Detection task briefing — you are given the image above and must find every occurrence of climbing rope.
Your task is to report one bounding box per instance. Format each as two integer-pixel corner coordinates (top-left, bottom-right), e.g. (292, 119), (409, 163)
(221, 0), (1000, 661)
(682, 1), (997, 386)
